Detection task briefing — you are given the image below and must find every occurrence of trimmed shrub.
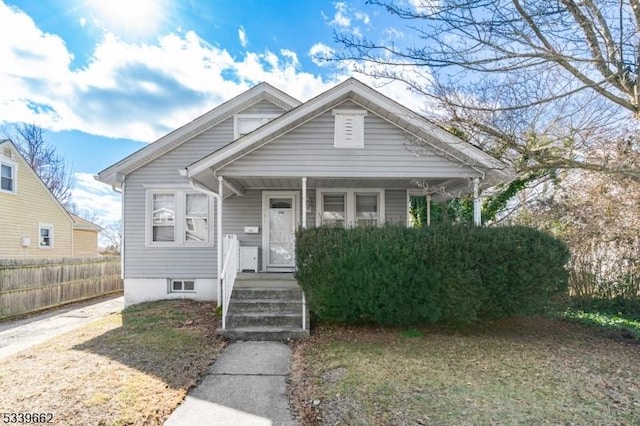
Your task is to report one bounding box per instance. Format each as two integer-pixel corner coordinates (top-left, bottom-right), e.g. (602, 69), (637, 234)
(295, 224), (569, 325)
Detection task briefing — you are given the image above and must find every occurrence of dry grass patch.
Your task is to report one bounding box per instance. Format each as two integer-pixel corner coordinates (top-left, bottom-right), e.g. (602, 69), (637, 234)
(0, 300), (225, 425)
(290, 317), (640, 425)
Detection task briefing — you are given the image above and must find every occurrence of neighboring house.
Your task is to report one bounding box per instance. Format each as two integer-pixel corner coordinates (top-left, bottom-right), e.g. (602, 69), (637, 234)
(96, 78), (510, 308)
(0, 139), (101, 258)
(71, 214), (103, 257)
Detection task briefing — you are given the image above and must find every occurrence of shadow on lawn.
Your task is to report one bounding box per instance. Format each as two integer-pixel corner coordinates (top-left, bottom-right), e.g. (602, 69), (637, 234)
(72, 299), (225, 390)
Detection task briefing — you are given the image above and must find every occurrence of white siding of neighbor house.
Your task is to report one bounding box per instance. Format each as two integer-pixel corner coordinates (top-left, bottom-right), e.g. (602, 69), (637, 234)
(219, 101), (482, 178)
(123, 101), (289, 279)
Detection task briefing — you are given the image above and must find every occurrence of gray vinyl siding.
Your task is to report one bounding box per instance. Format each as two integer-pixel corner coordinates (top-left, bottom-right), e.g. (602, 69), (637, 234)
(123, 119), (234, 278)
(385, 190), (407, 225)
(241, 100), (286, 114)
(220, 103), (482, 178)
(222, 188), (315, 271)
(123, 99), (289, 279)
(224, 190), (263, 270)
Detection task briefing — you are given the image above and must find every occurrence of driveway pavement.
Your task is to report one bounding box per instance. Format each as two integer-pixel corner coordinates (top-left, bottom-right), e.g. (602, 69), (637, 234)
(0, 295), (124, 360)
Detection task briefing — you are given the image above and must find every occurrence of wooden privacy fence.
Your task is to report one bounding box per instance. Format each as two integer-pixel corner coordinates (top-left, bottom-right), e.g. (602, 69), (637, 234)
(0, 256), (122, 319)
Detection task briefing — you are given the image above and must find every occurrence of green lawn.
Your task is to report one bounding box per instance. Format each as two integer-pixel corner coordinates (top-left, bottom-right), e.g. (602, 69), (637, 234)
(290, 317), (640, 425)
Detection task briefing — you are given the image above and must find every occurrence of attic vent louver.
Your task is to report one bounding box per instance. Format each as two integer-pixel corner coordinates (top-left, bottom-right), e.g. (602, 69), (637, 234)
(2, 147), (12, 159)
(332, 109), (367, 148)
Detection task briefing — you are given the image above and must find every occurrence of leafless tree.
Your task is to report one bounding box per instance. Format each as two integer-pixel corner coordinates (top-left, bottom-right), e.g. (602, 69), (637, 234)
(6, 123), (74, 207)
(329, 0), (640, 180)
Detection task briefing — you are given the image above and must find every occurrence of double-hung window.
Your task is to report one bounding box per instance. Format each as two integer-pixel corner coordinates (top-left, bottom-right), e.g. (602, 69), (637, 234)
(147, 189), (212, 246)
(0, 161), (16, 194)
(39, 224), (53, 248)
(321, 193), (346, 227)
(318, 189), (384, 227)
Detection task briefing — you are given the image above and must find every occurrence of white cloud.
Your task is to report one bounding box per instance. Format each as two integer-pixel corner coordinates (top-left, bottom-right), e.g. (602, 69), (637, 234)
(330, 2), (350, 27)
(0, 1), (432, 144)
(309, 43), (334, 66)
(384, 27), (405, 39)
(238, 25), (248, 48)
(72, 172), (121, 223)
(79, 17), (87, 27)
(408, 0), (439, 14)
(355, 11), (370, 25)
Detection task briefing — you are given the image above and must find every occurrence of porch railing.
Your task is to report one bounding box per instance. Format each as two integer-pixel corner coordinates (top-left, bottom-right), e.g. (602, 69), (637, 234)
(221, 234), (239, 330)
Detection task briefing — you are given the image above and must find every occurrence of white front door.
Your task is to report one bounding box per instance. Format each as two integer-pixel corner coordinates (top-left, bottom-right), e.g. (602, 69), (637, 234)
(263, 191), (299, 271)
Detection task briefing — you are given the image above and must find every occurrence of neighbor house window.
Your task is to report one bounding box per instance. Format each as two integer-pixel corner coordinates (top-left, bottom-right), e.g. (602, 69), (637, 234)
(170, 279), (195, 293)
(147, 189), (213, 246)
(318, 189), (384, 227)
(39, 224), (53, 248)
(0, 162), (16, 193)
(332, 109), (367, 148)
(234, 114), (279, 139)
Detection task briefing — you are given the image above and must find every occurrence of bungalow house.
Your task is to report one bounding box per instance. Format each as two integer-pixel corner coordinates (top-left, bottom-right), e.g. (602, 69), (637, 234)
(96, 78), (509, 339)
(0, 139), (102, 259)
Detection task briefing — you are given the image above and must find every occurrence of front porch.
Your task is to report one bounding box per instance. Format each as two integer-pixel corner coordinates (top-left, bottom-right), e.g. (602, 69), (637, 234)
(217, 272), (310, 341)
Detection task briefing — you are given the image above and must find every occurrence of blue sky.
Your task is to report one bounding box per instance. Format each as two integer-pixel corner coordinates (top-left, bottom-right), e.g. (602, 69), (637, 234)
(0, 0), (427, 233)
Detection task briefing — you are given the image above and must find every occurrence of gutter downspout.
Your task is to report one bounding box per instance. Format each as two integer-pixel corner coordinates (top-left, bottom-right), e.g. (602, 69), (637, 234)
(188, 178), (223, 306)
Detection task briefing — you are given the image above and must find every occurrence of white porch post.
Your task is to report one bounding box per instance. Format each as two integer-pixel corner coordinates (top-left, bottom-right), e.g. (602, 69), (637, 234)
(217, 176), (224, 306)
(473, 177), (481, 226)
(301, 177), (307, 228)
(426, 194), (431, 227)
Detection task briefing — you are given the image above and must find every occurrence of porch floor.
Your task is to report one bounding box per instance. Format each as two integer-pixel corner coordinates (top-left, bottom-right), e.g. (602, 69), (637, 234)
(234, 272), (298, 288)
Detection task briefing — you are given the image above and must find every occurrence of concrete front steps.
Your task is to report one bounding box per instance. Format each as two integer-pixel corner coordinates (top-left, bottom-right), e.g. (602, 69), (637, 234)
(217, 273), (310, 342)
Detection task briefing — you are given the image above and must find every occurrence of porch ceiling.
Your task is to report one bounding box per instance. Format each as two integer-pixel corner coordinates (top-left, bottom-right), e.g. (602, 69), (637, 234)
(223, 176), (473, 200)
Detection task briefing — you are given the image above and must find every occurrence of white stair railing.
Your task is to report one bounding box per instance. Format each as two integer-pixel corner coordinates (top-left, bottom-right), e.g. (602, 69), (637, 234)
(221, 234), (238, 330)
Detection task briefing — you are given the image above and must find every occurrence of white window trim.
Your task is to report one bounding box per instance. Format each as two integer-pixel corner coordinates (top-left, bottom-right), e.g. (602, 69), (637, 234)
(316, 188), (385, 227)
(0, 159), (18, 195)
(145, 189), (215, 248)
(168, 279), (196, 293)
(233, 114), (280, 139)
(332, 109), (367, 149)
(38, 223), (54, 249)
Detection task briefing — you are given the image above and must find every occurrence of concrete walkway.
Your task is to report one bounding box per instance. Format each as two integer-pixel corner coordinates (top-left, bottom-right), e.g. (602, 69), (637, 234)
(0, 295), (124, 360)
(165, 341), (296, 426)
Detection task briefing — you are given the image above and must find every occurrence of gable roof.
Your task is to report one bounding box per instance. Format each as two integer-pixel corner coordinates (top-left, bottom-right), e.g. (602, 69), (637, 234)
(96, 82), (301, 187)
(185, 78), (510, 185)
(0, 139), (74, 224)
(70, 214), (103, 232)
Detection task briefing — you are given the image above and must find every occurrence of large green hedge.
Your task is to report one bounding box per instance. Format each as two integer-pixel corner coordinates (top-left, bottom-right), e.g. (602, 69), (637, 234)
(295, 224), (569, 325)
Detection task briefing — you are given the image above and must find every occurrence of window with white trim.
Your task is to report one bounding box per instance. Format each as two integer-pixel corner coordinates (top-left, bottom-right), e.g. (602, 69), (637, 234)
(39, 224), (53, 248)
(147, 190), (212, 246)
(332, 109), (367, 148)
(0, 161), (16, 194)
(318, 189), (384, 227)
(169, 279), (195, 293)
(234, 114), (279, 139)
(321, 193), (346, 227)
(355, 193), (379, 226)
